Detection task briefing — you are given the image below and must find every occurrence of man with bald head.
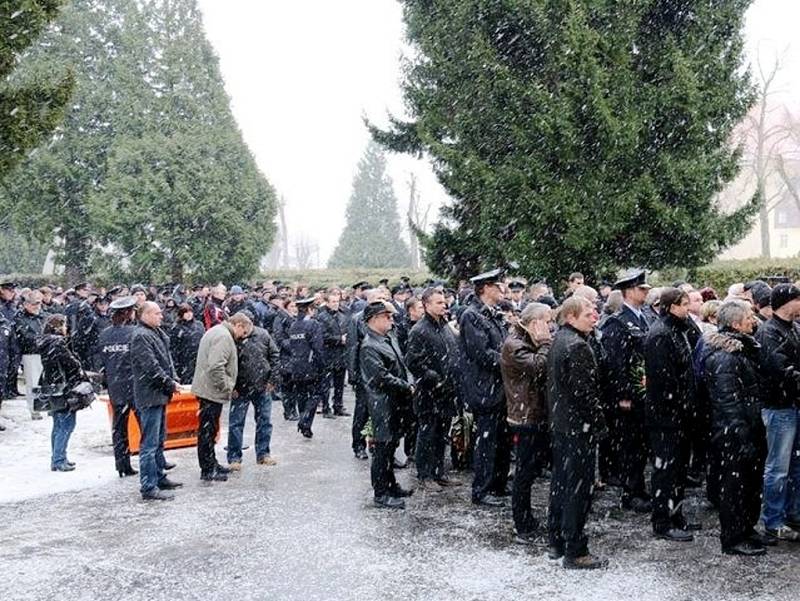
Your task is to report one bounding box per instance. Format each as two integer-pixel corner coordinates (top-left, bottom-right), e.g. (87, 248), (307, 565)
(131, 301), (182, 501)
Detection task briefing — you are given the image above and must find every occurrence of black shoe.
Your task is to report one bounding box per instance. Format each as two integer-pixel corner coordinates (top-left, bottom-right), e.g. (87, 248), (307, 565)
(322, 411), (335, 419)
(118, 466), (138, 477)
(765, 526), (800, 542)
(390, 485), (414, 498)
(0, 424), (5, 431)
(723, 541), (766, 557)
(622, 496), (652, 513)
(142, 489), (174, 501)
(334, 408), (351, 417)
(472, 494), (505, 507)
(547, 545), (564, 560)
(354, 449), (369, 460)
(201, 471), (228, 482)
(374, 495), (405, 509)
(163, 461), (177, 471)
(563, 554), (608, 570)
(747, 531), (778, 547)
(298, 427), (313, 439)
(288, 413), (300, 421)
(157, 477), (184, 490)
(214, 464), (232, 475)
(654, 528), (694, 542)
(66, 460), (76, 467)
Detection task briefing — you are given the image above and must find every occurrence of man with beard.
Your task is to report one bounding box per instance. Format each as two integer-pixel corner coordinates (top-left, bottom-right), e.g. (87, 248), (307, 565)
(406, 288), (461, 490)
(459, 268), (511, 507)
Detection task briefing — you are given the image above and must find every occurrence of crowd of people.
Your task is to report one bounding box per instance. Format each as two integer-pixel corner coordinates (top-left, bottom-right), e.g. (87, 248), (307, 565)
(0, 269), (799, 570)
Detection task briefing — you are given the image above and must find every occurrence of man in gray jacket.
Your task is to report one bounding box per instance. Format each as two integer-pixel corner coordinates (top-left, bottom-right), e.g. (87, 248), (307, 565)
(192, 312), (253, 481)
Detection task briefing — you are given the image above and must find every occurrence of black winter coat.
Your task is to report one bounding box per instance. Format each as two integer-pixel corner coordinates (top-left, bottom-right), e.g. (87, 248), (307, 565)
(74, 310), (111, 369)
(130, 324), (177, 409)
(547, 324), (606, 438)
(0, 316), (11, 386)
(96, 324), (136, 406)
(37, 333), (84, 412)
(236, 326), (280, 395)
(272, 309), (295, 376)
(755, 316), (800, 409)
(169, 318), (205, 384)
(643, 313), (695, 430)
(405, 313), (460, 417)
(14, 309), (45, 356)
(458, 299), (506, 414)
(702, 330), (763, 456)
(317, 306), (348, 370)
(346, 310), (367, 385)
(360, 329), (413, 442)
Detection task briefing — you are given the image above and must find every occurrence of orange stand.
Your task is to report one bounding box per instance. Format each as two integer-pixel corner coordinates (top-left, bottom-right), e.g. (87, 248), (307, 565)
(103, 390), (218, 454)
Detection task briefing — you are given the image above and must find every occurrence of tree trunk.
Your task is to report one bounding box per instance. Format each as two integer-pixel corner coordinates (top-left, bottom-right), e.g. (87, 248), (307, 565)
(170, 255), (184, 282)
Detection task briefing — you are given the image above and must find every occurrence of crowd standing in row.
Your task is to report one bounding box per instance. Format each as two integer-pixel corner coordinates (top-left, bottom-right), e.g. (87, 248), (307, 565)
(0, 270), (799, 570)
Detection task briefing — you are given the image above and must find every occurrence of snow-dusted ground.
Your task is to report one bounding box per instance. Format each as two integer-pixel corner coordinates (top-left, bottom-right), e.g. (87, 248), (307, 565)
(1, 391), (798, 601)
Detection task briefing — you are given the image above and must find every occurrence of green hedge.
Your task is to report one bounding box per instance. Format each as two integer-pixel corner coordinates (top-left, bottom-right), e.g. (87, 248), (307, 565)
(0, 273), (64, 288)
(256, 268), (433, 290)
(656, 259), (800, 293)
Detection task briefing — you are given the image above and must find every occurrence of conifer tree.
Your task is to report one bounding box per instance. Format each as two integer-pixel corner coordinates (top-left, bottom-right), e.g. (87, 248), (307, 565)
(328, 142), (411, 269)
(372, 0), (758, 282)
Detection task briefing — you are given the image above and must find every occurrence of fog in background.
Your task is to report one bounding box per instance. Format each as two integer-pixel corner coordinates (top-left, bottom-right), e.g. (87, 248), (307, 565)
(196, 0), (800, 266)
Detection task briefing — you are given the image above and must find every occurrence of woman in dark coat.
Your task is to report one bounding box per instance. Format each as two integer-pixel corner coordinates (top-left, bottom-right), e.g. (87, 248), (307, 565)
(168, 303), (205, 384)
(38, 314), (85, 472)
(703, 300), (767, 556)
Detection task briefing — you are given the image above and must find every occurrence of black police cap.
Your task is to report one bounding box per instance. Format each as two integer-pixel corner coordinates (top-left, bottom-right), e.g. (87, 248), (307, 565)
(508, 280), (526, 291)
(613, 269), (651, 291)
(352, 281), (370, 290)
(469, 268), (505, 286)
(109, 296), (136, 311)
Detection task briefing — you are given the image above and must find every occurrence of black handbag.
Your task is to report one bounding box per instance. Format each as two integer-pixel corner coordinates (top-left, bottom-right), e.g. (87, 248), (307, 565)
(66, 381), (96, 412)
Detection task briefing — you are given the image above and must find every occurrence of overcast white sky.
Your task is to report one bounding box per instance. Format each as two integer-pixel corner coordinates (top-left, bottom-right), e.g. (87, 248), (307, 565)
(196, 0), (800, 266)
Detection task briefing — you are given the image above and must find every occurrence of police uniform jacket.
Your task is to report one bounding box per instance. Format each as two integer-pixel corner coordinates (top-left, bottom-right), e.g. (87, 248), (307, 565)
(272, 309), (295, 375)
(359, 328), (413, 442)
(96, 324), (136, 406)
(600, 304), (649, 411)
(317, 306), (348, 370)
(14, 309), (45, 356)
(169, 318), (205, 384)
(405, 313), (460, 418)
(130, 323), (177, 409)
(458, 298), (506, 414)
(288, 315), (325, 382)
(0, 315), (12, 387)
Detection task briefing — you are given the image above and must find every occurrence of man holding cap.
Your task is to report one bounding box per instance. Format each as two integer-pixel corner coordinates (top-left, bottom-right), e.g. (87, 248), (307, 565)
(755, 283), (800, 541)
(600, 268), (653, 513)
(360, 301), (414, 509)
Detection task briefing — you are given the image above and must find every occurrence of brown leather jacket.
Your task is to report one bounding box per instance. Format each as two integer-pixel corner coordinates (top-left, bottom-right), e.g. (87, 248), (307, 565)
(501, 323), (551, 426)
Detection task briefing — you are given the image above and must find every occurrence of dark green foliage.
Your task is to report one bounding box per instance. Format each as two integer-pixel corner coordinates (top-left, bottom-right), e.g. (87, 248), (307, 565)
(0, 0), (73, 176)
(0, 223), (50, 273)
(328, 142), (412, 269)
(373, 0), (758, 282)
(1, 0), (276, 283)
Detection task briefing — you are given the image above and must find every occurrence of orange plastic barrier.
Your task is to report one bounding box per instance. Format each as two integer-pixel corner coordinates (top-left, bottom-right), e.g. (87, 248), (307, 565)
(103, 390), (218, 454)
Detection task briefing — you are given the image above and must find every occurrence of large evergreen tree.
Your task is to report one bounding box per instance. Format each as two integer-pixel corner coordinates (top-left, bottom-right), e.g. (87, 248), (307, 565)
(372, 0), (758, 282)
(0, 0), (73, 178)
(328, 142), (411, 269)
(89, 0), (276, 283)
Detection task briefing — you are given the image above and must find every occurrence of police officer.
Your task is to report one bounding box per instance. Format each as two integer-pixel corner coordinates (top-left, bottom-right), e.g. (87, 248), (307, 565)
(288, 298), (325, 438)
(0, 281), (20, 399)
(459, 268), (512, 507)
(600, 269), (653, 513)
(75, 295), (112, 369)
(272, 296), (298, 420)
(350, 281), (370, 315)
(0, 310), (11, 428)
(96, 297), (139, 477)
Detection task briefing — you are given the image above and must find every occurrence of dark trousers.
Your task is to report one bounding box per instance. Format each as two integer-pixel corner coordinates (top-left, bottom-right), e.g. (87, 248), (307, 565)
(371, 439), (398, 497)
(322, 367), (346, 412)
(352, 384), (369, 452)
(649, 429), (690, 532)
(548, 432), (595, 558)
(716, 434), (764, 549)
(281, 374), (297, 419)
(294, 379), (320, 433)
(688, 403), (711, 480)
(706, 444), (721, 508)
(404, 413), (417, 459)
(512, 423), (548, 534)
(111, 403), (139, 471)
(471, 409), (511, 502)
(5, 352), (20, 397)
(415, 413), (449, 480)
(598, 410), (619, 483)
(619, 410), (649, 499)
(197, 398), (222, 475)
